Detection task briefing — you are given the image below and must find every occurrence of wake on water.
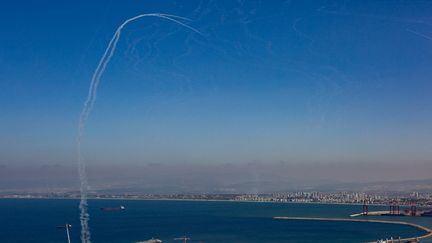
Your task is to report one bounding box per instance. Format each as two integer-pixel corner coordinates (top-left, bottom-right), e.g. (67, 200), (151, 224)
(77, 13), (201, 243)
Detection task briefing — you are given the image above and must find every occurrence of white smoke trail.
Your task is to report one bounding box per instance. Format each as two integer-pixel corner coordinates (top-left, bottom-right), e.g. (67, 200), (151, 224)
(406, 28), (432, 41)
(77, 13), (201, 243)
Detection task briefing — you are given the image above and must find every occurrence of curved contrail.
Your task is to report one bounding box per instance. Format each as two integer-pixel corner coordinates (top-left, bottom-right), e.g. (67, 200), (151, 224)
(77, 13), (201, 243)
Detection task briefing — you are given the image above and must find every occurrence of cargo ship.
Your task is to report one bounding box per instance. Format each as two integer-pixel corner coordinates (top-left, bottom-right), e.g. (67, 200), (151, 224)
(100, 205), (126, 212)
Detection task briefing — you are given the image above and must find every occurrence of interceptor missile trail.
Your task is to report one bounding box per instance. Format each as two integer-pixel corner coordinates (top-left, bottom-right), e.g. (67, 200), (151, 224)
(77, 13), (201, 243)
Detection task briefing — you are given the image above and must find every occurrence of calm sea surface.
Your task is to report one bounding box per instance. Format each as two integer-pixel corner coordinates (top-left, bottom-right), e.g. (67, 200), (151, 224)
(0, 199), (431, 243)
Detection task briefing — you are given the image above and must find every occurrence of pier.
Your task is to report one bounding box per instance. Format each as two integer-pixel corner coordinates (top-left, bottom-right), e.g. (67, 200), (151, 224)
(273, 216), (432, 242)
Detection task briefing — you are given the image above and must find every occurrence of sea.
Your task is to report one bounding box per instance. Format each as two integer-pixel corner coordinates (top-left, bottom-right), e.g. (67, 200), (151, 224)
(0, 199), (431, 243)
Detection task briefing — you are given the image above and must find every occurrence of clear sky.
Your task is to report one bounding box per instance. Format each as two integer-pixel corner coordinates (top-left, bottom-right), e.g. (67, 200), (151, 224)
(1, 0), (432, 171)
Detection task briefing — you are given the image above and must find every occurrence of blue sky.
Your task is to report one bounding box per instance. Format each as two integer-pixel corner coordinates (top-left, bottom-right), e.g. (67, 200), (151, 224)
(1, 0), (432, 167)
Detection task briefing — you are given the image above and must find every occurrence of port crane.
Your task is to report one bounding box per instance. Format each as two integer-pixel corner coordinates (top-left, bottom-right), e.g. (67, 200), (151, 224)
(56, 223), (72, 243)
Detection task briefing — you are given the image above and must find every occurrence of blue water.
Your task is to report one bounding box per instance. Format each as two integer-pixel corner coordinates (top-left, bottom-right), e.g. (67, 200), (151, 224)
(0, 199), (430, 243)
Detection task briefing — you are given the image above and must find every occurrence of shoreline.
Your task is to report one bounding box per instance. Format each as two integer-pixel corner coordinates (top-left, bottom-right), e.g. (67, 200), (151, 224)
(274, 216), (432, 243)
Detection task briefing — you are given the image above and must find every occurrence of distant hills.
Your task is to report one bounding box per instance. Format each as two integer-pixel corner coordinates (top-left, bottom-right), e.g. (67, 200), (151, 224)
(1, 163), (432, 194)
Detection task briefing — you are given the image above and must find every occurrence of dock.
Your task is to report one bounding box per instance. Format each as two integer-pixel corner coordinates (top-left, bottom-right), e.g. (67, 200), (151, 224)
(273, 216), (432, 243)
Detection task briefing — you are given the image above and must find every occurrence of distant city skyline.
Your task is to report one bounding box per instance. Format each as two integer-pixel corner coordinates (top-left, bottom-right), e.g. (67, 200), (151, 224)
(1, 0), (432, 189)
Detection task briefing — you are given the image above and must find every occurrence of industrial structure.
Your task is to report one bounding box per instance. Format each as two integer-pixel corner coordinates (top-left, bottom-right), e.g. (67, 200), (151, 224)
(355, 201), (432, 217)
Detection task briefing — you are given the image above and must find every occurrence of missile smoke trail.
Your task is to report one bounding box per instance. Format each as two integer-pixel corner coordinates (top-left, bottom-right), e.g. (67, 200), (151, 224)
(77, 13), (201, 243)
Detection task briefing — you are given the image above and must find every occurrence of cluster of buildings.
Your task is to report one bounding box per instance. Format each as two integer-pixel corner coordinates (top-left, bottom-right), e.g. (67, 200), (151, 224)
(2, 191), (432, 207)
(233, 192), (432, 206)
